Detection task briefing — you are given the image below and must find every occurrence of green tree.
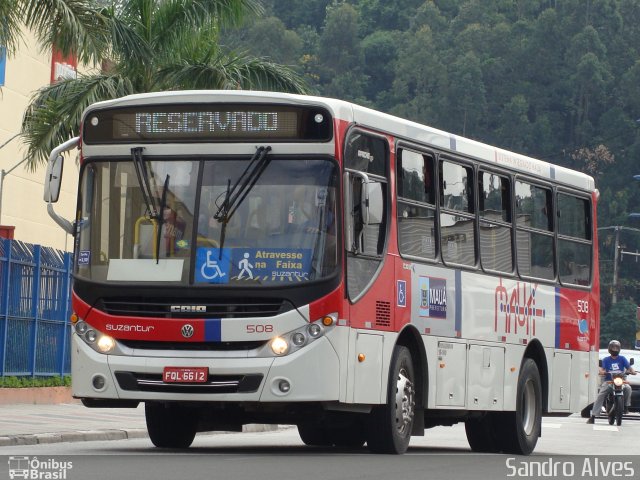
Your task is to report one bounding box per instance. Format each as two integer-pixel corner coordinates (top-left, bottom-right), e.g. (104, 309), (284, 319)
(21, 0), (308, 169)
(0, 0), (109, 63)
(224, 16), (303, 66)
(600, 299), (638, 349)
(316, 2), (367, 102)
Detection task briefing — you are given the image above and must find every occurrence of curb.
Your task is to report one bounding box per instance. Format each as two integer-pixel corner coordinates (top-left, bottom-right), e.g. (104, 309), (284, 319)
(0, 425), (279, 447)
(0, 387), (75, 405)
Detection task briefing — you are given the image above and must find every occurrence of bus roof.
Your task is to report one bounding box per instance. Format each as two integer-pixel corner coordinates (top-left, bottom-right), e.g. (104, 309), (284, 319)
(84, 90), (596, 192)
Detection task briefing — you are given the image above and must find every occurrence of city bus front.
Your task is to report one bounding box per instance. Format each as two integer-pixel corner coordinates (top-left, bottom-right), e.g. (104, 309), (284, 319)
(47, 93), (349, 440)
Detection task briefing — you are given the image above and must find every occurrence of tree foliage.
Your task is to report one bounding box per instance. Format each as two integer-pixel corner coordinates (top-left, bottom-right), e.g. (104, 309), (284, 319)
(600, 300), (639, 349)
(15, 0), (309, 168)
(230, 0), (640, 317)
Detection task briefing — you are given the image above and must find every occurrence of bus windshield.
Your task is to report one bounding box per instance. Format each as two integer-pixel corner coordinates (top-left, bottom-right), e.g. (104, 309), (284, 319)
(75, 157), (339, 285)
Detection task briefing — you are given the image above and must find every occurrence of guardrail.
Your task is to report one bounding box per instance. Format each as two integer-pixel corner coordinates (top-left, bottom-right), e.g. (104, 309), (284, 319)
(0, 238), (72, 377)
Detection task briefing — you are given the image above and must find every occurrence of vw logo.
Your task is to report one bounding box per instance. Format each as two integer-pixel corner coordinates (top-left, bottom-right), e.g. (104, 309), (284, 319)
(181, 324), (195, 338)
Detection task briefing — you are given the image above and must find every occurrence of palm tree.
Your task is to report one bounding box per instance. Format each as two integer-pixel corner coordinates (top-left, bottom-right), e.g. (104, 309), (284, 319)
(20, 0), (309, 169)
(0, 0), (112, 64)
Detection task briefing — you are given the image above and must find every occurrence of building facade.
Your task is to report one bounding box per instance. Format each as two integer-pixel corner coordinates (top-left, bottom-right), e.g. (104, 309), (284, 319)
(0, 29), (80, 251)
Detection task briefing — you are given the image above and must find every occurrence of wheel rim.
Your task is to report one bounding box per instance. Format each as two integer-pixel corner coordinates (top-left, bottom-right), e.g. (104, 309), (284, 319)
(521, 378), (537, 435)
(394, 367), (415, 436)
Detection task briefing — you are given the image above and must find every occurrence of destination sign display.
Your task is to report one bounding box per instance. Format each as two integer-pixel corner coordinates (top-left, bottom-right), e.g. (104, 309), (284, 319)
(83, 104), (332, 143)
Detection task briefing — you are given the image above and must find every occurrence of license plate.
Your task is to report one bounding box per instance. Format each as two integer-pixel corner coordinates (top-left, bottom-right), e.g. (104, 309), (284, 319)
(163, 367), (209, 383)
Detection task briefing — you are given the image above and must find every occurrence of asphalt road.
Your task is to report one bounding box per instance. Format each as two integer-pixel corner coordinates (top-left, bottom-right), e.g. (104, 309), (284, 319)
(1, 416), (640, 480)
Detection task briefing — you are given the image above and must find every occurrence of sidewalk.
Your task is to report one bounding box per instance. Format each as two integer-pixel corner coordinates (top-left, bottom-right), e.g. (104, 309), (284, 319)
(0, 401), (276, 447)
(0, 401), (148, 446)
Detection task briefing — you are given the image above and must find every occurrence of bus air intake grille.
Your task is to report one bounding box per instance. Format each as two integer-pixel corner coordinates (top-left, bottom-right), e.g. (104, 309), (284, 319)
(114, 372), (263, 394)
(119, 340), (267, 351)
(99, 298), (289, 319)
(375, 301), (391, 327)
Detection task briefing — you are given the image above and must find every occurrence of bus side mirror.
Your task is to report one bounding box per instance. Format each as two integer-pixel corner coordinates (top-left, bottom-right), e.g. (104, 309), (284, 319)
(44, 154), (64, 203)
(362, 181), (383, 226)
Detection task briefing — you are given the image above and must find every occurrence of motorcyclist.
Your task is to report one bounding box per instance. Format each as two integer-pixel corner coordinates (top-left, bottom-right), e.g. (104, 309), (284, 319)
(586, 340), (636, 424)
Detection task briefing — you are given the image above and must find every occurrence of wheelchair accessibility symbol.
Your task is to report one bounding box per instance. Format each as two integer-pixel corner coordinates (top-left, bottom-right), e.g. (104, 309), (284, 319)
(201, 250), (226, 280)
(196, 248), (231, 283)
(397, 280), (407, 307)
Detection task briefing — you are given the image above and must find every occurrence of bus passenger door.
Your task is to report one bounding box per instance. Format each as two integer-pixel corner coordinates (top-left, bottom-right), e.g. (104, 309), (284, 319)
(343, 130), (394, 403)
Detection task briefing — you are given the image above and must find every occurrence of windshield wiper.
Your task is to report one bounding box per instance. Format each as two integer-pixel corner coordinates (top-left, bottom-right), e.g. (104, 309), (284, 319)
(132, 147), (167, 262)
(131, 147), (158, 219)
(214, 146), (271, 256)
(214, 146), (271, 223)
(154, 174), (170, 264)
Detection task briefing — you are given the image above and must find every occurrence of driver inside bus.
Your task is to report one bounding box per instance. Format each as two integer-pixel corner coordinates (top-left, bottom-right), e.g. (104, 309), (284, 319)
(586, 340), (636, 424)
(288, 185), (319, 233)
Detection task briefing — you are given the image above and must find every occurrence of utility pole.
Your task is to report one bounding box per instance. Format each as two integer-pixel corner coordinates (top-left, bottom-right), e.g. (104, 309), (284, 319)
(0, 133), (22, 224)
(612, 226), (620, 304)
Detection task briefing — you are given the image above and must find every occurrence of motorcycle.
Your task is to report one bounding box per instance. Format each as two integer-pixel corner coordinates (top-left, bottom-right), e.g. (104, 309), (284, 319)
(601, 357), (634, 426)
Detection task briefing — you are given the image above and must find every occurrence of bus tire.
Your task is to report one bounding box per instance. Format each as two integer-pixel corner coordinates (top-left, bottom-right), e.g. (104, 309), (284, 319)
(465, 414), (501, 453)
(366, 345), (415, 454)
(145, 402), (197, 448)
(297, 424), (331, 446)
(498, 358), (542, 455)
(298, 421), (366, 448)
(330, 421), (367, 448)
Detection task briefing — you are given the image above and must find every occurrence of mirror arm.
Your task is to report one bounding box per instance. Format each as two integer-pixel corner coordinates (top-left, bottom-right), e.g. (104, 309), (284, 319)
(46, 136), (79, 236)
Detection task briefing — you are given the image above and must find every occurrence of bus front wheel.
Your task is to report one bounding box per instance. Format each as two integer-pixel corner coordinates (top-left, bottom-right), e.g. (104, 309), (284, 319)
(366, 345), (415, 454)
(145, 402), (197, 448)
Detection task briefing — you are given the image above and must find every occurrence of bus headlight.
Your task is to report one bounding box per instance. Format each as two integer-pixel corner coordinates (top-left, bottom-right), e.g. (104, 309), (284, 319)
(85, 329), (97, 343)
(260, 313), (337, 357)
(97, 335), (116, 353)
(270, 337), (289, 356)
(74, 320), (122, 355)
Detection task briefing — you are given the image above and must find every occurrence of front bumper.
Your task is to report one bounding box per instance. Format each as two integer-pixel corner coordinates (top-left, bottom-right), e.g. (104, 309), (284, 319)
(71, 331), (341, 403)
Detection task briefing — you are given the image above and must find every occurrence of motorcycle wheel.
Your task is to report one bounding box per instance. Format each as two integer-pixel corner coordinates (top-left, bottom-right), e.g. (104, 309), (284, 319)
(615, 396), (624, 426)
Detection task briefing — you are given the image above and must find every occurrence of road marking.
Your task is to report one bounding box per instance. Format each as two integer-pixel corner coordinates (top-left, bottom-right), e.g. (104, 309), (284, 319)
(543, 423), (562, 428)
(593, 425), (618, 431)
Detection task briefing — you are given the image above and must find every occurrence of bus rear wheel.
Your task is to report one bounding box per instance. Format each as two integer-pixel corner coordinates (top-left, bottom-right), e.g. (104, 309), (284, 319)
(498, 358), (542, 455)
(465, 414), (501, 453)
(366, 345), (415, 454)
(298, 420), (366, 448)
(145, 402), (197, 448)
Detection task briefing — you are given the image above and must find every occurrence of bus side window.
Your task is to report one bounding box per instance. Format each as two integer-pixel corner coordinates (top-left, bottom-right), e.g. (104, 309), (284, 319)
(479, 171), (513, 273)
(557, 193), (591, 286)
(515, 181), (555, 280)
(397, 149), (437, 260)
(439, 160), (476, 267)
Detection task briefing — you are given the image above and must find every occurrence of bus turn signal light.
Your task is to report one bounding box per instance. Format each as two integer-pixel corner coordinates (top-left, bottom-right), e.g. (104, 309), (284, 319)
(358, 353), (365, 362)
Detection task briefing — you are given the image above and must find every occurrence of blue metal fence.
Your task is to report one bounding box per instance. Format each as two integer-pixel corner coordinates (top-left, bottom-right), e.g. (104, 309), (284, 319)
(0, 238), (72, 377)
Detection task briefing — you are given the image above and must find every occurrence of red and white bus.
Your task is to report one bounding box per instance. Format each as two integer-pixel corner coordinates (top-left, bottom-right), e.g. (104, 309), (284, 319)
(44, 90), (600, 454)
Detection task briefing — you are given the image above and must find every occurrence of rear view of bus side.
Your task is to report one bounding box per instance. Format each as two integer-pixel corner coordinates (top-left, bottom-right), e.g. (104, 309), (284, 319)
(43, 91), (600, 455)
